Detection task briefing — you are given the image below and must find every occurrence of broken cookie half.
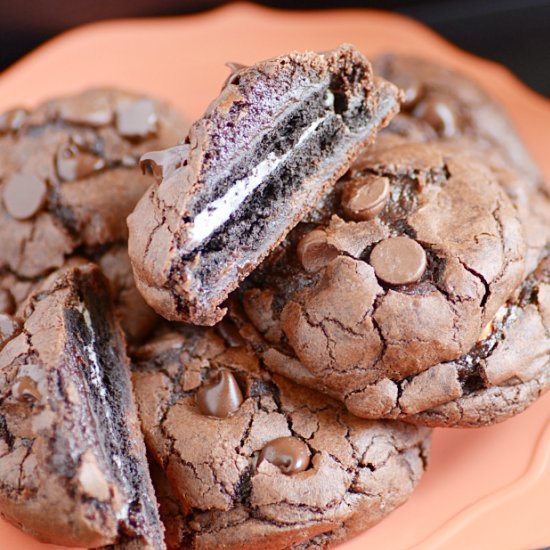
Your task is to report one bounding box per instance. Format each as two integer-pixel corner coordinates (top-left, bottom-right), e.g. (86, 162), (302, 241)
(128, 43), (401, 325)
(0, 265), (164, 548)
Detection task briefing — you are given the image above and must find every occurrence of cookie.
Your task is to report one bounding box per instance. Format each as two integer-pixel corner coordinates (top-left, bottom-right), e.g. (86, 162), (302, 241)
(374, 53), (544, 186)
(0, 265), (164, 547)
(132, 327), (431, 549)
(128, 44), (401, 326)
(403, 253), (550, 427)
(0, 87), (186, 279)
(0, 245), (159, 344)
(235, 139), (526, 420)
(374, 54), (550, 274)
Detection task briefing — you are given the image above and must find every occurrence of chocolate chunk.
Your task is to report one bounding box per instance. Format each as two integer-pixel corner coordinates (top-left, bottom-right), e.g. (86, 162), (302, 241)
(140, 151), (166, 182)
(223, 62), (249, 87)
(392, 73), (422, 109)
(58, 93), (113, 126)
(195, 369), (244, 418)
(257, 436), (310, 475)
(56, 144), (105, 182)
(341, 175), (390, 221)
(0, 288), (15, 315)
(2, 173), (47, 220)
(139, 145), (188, 183)
(0, 313), (21, 348)
(0, 108), (27, 133)
(413, 96), (457, 137)
(12, 374), (42, 402)
(116, 99), (158, 138)
(369, 236), (427, 285)
(216, 320), (246, 348)
(296, 229), (339, 272)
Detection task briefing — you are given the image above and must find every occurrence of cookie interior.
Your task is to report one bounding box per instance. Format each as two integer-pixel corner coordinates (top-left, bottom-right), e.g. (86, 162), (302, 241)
(63, 270), (162, 547)
(177, 82), (398, 316)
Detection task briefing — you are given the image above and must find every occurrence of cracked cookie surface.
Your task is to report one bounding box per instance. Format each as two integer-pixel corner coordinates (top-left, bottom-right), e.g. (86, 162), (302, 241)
(235, 139), (526, 421)
(127, 44), (401, 326)
(374, 54), (550, 275)
(0, 245), (159, 345)
(404, 253), (550, 426)
(374, 53), (544, 187)
(0, 88), (185, 342)
(0, 265), (164, 547)
(132, 326), (431, 549)
(0, 88), (186, 279)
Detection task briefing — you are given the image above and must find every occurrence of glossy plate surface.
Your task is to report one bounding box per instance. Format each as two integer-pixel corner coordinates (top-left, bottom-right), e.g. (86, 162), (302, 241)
(0, 3), (548, 549)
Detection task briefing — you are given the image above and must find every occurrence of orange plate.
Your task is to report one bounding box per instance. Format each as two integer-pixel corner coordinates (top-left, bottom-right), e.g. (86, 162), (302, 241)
(0, 4), (549, 549)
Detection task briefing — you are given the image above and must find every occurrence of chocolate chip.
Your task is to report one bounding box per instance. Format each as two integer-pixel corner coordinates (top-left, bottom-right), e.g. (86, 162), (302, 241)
(257, 436), (310, 475)
(0, 314), (21, 349)
(413, 96), (457, 137)
(12, 375), (41, 403)
(216, 320), (245, 348)
(2, 173), (48, 220)
(59, 96), (113, 126)
(140, 145), (188, 183)
(140, 151), (169, 182)
(341, 175), (390, 221)
(195, 369), (244, 418)
(369, 236), (427, 285)
(223, 62), (248, 87)
(392, 73), (422, 109)
(297, 229), (339, 272)
(0, 289), (15, 315)
(121, 154), (137, 167)
(56, 144), (105, 182)
(116, 99), (158, 139)
(0, 108), (27, 133)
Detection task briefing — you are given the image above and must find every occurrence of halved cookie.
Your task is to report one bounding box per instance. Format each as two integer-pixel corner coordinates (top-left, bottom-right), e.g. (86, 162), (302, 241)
(128, 44), (401, 325)
(0, 265), (164, 547)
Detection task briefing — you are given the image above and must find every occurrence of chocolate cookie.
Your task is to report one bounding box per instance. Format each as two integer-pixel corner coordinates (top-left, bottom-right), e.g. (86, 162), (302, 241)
(402, 253), (549, 427)
(0, 265), (164, 547)
(0, 88), (186, 279)
(235, 139), (527, 421)
(374, 53), (543, 186)
(0, 245), (159, 344)
(374, 54), (550, 274)
(132, 327), (431, 549)
(128, 44), (401, 325)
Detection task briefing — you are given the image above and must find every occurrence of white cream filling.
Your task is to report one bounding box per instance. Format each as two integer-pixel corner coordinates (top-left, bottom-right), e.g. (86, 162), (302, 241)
(185, 90), (335, 252)
(77, 303), (128, 520)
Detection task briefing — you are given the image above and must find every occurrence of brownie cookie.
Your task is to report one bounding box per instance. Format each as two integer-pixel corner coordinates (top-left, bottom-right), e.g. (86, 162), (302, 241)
(235, 139), (526, 420)
(128, 44), (402, 325)
(0, 265), (164, 547)
(132, 327), (431, 549)
(374, 53), (543, 186)
(374, 54), (550, 274)
(0, 245), (159, 344)
(402, 253), (550, 427)
(0, 88), (186, 279)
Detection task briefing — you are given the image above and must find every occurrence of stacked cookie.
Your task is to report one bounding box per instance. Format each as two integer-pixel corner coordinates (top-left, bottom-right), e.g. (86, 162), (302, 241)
(0, 45), (547, 549)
